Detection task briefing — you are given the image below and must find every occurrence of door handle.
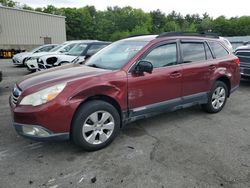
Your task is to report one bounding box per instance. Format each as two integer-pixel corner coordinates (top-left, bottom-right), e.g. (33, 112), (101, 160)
(170, 71), (182, 78)
(209, 65), (216, 71)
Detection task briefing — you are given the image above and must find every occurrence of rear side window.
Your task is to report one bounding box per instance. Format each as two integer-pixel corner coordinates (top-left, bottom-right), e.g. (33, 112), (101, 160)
(209, 41), (229, 58)
(181, 42), (206, 63)
(142, 43), (177, 68)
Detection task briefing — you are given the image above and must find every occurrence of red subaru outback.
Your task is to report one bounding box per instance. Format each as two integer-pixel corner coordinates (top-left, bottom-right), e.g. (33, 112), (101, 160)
(10, 33), (240, 151)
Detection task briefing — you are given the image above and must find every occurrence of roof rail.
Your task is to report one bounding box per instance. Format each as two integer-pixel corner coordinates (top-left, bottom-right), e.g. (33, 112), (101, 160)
(157, 32), (219, 39)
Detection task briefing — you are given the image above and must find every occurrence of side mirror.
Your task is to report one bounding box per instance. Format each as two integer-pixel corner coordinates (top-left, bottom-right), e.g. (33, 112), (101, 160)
(134, 60), (153, 74)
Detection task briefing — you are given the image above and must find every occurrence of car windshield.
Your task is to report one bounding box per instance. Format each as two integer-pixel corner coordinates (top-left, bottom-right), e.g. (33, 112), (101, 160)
(49, 45), (64, 52)
(30, 46), (44, 53)
(85, 40), (148, 70)
(66, 43), (88, 56)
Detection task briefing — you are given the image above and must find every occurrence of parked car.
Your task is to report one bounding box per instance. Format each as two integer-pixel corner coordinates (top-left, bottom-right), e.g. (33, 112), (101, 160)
(220, 37), (233, 52)
(235, 45), (250, 79)
(10, 32), (240, 151)
(24, 41), (84, 70)
(26, 41), (110, 72)
(12, 44), (58, 66)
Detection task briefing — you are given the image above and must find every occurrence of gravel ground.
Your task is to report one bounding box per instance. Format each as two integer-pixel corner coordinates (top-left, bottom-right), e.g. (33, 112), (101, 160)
(0, 59), (250, 188)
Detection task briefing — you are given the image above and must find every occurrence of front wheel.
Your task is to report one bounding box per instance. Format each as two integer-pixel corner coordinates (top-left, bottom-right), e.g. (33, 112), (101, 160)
(72, 100), (120, 151)
(202, 81), (228, 113)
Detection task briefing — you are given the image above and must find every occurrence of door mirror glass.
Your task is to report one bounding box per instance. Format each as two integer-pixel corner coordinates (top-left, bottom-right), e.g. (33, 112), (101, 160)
(134, 60), (153, 74)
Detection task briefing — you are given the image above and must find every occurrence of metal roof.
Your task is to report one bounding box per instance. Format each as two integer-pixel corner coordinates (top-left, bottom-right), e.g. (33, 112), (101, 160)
(0, 5), (65, 19)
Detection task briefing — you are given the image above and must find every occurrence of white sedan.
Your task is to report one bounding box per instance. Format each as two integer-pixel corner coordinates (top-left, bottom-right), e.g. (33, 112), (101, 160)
(12, 44), (58, 66)
(26, 41), (110, 72)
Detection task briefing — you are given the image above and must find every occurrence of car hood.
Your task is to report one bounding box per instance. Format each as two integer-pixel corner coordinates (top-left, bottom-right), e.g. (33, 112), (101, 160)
(40, 54), (78, 62)
(28, 52), (60, 58)
(17, 64), (110, 91)
(13, 52), (32, 59)
(236, 45), (250, 51)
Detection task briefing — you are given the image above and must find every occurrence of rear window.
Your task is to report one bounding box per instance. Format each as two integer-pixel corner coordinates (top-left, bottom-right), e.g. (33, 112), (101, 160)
(181, 42), (206, 63)
(209, 41), (229, 58)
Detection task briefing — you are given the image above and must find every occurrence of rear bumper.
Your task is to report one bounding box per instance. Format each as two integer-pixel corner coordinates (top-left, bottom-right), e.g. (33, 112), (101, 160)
(14, 123), (69, 141)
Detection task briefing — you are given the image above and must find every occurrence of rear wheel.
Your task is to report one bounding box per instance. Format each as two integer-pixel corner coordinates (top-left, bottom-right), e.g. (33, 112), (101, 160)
(202, 81), (228, 113)
(72, 100), (120, 151)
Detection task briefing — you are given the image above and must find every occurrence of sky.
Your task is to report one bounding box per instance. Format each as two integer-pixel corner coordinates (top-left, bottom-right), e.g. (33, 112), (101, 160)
(16, 0), (250, 18)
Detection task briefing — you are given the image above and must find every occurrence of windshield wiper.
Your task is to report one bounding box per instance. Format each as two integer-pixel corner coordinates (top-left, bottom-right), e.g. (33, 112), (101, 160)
(88, 64), (101, 68)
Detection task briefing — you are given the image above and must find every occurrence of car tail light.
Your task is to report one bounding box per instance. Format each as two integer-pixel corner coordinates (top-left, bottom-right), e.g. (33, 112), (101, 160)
(233, 58), (240, 65)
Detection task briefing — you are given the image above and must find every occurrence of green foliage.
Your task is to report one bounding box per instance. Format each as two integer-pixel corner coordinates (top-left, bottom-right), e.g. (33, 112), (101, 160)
(3, 2), (250, 40)
(0, 0), (16, 7)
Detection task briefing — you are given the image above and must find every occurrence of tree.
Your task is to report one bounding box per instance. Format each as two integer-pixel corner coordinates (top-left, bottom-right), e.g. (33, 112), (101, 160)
(0, 0), (16, 7)
(150, 9), (167, 33)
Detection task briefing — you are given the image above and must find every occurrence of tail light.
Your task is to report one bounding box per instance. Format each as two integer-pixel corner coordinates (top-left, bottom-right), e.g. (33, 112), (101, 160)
(233, 58), (240, 65)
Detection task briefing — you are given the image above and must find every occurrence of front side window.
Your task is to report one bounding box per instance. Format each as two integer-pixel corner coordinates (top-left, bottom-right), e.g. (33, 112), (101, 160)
(181, 42), (206, 63)
(209, 41), (229, 58)
(142, 43), (177, 68)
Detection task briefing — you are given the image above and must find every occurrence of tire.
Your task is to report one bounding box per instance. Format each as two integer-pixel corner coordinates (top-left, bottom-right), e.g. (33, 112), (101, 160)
(72, 100), (120, 151)
(202, 81), (228, 113)
(22, 58), (27, 67)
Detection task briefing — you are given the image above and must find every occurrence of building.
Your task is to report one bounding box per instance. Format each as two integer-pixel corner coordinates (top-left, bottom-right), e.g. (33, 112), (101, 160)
(0, 6), (66, 51)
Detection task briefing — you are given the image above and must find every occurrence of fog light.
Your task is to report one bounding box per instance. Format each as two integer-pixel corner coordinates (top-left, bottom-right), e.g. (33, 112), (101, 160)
(22, 125), (50, 137)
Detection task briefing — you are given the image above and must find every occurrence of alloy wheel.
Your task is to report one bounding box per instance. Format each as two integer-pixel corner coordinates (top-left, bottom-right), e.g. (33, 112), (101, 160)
(82, 111), (115, 145)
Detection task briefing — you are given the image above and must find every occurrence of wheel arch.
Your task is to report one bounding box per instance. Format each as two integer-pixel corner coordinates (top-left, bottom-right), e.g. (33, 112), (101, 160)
(70, 95), (123, 138)
(215, 76), (231, 97)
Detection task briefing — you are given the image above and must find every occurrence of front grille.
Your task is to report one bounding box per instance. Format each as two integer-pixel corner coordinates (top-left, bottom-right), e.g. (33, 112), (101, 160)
(243, 68), (250, 75)
(11, 85), (22, 105)
(236, 50), (250, 66)
(38, 62), (52, 70)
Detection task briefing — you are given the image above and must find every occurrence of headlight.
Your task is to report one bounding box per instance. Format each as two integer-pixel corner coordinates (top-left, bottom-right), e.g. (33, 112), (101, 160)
(37, 58), (42, 63)
(20, 83), (66, 106)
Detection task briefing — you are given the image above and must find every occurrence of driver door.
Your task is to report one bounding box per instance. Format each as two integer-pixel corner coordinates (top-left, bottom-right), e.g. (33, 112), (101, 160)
(127, 41), (182, 115)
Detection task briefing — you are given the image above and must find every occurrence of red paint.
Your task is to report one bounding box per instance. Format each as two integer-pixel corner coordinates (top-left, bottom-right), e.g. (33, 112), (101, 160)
(10, 35), (240, 134)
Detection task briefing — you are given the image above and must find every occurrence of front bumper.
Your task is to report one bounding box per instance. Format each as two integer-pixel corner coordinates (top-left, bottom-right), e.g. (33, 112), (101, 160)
(26, 59), (38, 71)
(240, 67), (250, 77)
(12, 58), (22, 65)
(9, 92), (82, 140)
(14, 123), (69, 141)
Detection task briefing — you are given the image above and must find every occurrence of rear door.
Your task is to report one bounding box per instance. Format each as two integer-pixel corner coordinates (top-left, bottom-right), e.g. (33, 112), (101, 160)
(180, 40), (215, 99)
